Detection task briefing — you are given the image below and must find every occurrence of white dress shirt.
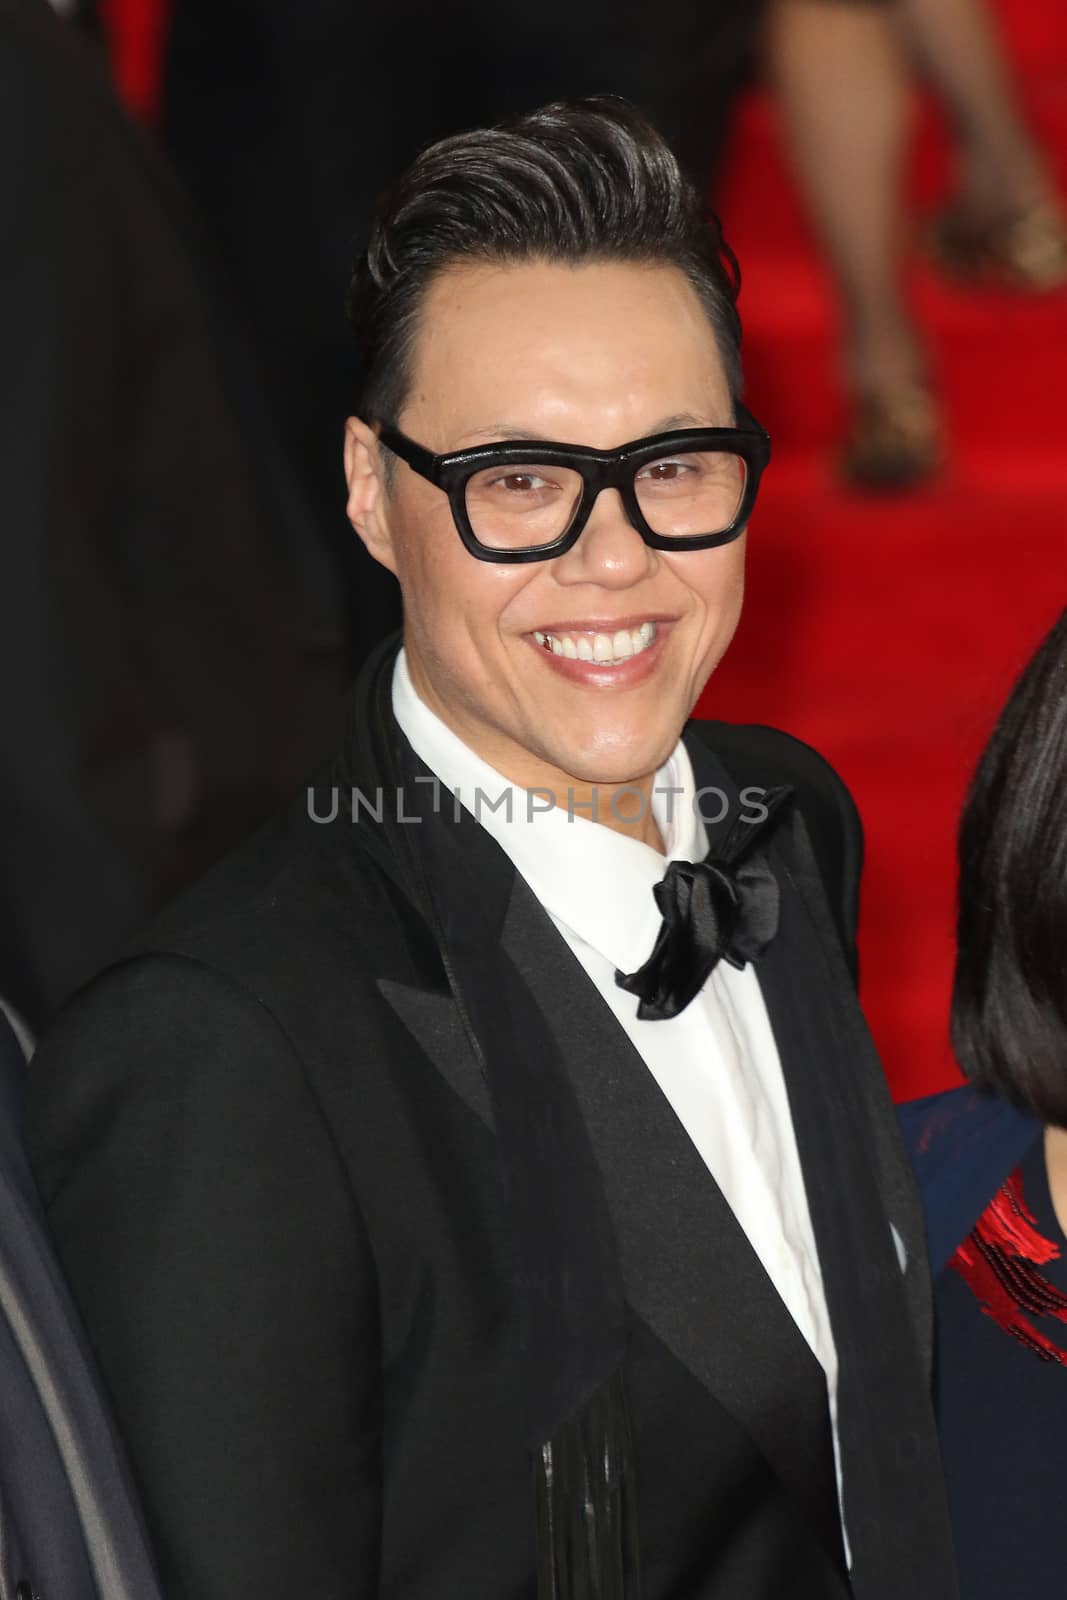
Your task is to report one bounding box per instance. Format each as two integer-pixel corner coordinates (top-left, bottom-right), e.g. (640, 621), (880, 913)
(392, 648), (846, 1532)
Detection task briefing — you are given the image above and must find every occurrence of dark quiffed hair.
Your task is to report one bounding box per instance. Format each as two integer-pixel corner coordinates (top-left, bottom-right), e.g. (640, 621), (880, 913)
(348, 96), (744, 426)
(952, 606), (1067, 1123)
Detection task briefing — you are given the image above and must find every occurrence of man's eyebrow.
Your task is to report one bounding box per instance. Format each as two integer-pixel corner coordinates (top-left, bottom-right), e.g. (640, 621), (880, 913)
(651, 411), (720, 431)
(454, 411), (727, 446)
(456, 424), (549, 444)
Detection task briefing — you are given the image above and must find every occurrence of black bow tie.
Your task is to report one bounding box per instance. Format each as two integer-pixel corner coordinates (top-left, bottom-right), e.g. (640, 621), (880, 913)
(615, 785), (794, 1022)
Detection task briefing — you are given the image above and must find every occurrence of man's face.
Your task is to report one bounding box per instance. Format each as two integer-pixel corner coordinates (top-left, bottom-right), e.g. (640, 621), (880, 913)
(346, 259), (748, 792)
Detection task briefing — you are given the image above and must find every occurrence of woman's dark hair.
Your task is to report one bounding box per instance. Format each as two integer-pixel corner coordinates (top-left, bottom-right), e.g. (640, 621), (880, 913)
(952, 606), (1067, 1123)
(348, 96), (744, 427)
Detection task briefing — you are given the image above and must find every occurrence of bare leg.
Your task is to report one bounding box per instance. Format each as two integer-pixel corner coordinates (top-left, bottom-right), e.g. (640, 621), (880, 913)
(764, 0), (921, 399)
(764, 0), (939, 486)
(900, 0), (1057, 223)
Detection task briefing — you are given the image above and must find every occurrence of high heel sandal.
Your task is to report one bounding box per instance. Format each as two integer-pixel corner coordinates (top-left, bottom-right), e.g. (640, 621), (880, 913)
(840, 380), (944, 493)
(928, 199), (1067, 291)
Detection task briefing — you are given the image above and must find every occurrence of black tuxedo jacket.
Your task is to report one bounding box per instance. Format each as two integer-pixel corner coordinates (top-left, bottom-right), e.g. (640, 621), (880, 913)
(26, 653), (959, 1599)
(0, 1010), (162, 1600)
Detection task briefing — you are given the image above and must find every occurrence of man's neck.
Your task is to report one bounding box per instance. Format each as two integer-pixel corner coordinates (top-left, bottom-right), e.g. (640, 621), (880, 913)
(566, 780), (664, 852)
(402, 650), (669, 853)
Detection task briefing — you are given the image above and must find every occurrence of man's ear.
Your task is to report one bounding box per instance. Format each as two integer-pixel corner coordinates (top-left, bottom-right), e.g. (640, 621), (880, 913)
(344, 416), (398, 575)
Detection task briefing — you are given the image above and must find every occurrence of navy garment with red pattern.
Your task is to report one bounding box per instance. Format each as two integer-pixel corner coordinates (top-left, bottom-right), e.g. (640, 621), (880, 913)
(900, 1088), (1067, 1599)
(949, 1158), (1067, 1366)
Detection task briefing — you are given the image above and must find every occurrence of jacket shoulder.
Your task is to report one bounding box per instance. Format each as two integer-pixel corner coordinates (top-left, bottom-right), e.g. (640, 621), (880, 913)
(120, 779), (418, 997)
(688, 719), (863, 970)
(896, 1083), (1041, 1171)
(689, 720), (861, 841)
(896, 1084), (1044, 1275)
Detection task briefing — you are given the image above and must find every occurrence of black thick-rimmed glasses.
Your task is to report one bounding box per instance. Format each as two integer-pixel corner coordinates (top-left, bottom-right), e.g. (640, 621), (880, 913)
(375, 406), (772, 564)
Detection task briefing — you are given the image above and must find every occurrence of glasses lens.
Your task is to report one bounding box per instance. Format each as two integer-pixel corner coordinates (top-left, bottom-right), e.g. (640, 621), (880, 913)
(464, 463), (584, 551)
(635, 450), (748, 538)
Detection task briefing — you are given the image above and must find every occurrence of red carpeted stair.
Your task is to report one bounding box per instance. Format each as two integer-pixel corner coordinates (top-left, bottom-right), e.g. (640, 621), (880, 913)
(704, 0), (1067, 1101)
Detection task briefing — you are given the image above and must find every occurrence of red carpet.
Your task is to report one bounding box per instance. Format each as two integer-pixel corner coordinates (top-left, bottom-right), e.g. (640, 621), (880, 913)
(706, 0), (1067, 1100)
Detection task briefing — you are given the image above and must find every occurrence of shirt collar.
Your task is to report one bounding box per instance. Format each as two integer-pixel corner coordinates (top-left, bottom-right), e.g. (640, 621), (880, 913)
(391, 648), (707, 974)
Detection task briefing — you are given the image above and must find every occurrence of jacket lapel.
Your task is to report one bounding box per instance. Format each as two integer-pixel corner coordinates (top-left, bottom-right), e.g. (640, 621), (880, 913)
(376, 978), (493, 1129)
(684, 728), (933, 1366)
(684, 734), (958, 1599)
(499, 873), (845, 1560)
(766, 809), (934, 1369)
(372, 736), (845, 1555)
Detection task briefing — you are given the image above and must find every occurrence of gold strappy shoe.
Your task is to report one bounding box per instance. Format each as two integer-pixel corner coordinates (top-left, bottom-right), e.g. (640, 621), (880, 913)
(928, 199), (1067, 291)
(840, 380), (944, 493)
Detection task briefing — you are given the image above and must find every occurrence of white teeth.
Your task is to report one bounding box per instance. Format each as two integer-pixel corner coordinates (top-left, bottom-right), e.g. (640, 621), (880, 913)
(534, 622), (659, 665)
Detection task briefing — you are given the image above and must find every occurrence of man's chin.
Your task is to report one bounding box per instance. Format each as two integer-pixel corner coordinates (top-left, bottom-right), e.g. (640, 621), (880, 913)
(543, 734), (682, 792)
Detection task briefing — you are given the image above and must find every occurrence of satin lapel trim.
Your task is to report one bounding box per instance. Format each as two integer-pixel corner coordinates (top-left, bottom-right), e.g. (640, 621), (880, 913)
(763, 811), (931, 1367)
(755, 819), (957, 1595)
(376, 979), (493, 1129)
(500, 874), (844, 1559)
(682, 729), (923, 1328)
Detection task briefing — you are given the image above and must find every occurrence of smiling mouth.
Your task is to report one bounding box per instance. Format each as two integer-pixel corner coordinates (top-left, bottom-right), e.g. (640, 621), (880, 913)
(533, 622), (658, 665)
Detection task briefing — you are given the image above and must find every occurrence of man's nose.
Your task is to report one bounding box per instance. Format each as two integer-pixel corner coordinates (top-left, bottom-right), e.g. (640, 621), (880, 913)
(554, 486), (654, 583)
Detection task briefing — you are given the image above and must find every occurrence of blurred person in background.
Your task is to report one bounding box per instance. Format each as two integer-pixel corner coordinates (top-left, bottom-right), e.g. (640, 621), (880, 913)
(1, 0), (348, 1030)
(121, 0), (1065, 519)
(899, 604), (1067, 1598)
(766, 0), (1067, 489)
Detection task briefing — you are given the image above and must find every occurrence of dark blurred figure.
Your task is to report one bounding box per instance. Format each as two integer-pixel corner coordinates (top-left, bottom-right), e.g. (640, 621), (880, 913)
(160, 0), (760, 659)
(0, 0), (349, 1029)
(0, 1006), (164, 1599)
